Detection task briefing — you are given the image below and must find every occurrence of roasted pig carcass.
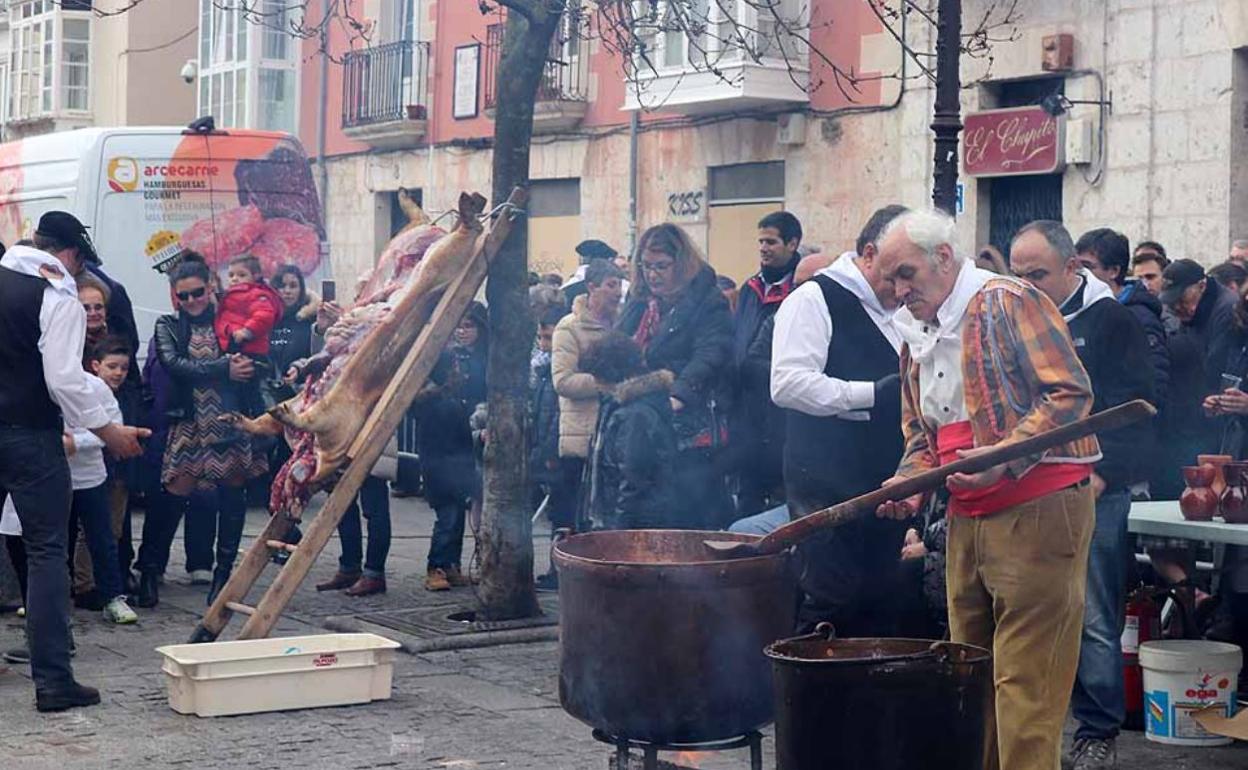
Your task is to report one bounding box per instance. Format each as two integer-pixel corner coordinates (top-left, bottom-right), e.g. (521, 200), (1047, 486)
(235, 192), (487, 515)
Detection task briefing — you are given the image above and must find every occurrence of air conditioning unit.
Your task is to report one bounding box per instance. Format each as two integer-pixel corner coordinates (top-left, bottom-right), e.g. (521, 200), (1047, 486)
(777, 113), (807, 146)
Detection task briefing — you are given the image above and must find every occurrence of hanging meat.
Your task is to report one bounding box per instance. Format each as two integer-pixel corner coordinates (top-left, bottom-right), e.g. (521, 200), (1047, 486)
(231, 192), (488, 516)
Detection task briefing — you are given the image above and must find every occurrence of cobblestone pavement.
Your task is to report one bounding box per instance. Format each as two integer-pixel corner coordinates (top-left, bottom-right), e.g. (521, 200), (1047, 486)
(0, 494), (1245, 769)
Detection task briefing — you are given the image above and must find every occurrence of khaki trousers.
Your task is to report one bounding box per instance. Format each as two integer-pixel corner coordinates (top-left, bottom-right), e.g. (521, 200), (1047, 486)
(946, 482), (1094, 770)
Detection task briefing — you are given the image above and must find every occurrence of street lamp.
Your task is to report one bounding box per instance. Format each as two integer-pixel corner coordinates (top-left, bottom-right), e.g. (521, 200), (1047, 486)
(1040, 92), (1113, 117)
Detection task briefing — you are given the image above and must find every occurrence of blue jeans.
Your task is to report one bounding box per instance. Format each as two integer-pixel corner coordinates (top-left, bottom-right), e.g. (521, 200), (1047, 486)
(71, 483), (123, 600)
(1072, 488), (1131, 740)
(0, 426), (75, 691)
(728, 504), (789, 536)
(338, 476), (391, 578)
(428, 500), (466, 570)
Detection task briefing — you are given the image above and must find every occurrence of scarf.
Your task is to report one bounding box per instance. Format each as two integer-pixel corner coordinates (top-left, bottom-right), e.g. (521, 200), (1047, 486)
(633, 298), (664, 352)
(896, 260), (997, 367)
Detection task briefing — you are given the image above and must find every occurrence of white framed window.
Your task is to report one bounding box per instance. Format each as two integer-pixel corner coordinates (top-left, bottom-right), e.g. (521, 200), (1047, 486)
(633, 0), (806, 74)
(9, 0), (92, 121)
(197, 0), (300, 133)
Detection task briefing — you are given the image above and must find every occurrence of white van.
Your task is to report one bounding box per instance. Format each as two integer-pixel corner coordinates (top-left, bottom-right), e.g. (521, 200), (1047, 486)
(0, 125), (328, 345)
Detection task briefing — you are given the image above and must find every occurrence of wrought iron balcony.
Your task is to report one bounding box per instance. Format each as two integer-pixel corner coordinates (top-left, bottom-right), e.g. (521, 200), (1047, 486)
(342, 39), (430, 148)
(483, 21), (589, 131)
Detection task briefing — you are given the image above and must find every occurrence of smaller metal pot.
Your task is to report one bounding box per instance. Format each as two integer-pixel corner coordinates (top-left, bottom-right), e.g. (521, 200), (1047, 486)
(766, 625), (992, 770)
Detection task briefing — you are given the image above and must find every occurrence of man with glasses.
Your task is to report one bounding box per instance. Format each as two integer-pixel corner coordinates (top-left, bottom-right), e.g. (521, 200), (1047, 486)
(0, 237), (148, 712)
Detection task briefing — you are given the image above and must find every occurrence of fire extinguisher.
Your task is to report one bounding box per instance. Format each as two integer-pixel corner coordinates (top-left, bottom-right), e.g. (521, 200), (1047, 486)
(1122, 586), (1162, 731)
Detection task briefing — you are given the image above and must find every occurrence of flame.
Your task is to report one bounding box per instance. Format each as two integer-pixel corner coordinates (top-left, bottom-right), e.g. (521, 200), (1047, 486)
(673, 751), (707, 768)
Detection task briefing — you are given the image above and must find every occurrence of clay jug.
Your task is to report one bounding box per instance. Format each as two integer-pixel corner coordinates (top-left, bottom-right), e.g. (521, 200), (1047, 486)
(1180, 465), (1219, 521)
(1197, 454), (1233, 498)
(1221, 462), (1248, 523)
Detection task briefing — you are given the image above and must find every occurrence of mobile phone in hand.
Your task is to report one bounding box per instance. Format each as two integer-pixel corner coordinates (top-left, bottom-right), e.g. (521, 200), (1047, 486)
(321, 279), (336, 303)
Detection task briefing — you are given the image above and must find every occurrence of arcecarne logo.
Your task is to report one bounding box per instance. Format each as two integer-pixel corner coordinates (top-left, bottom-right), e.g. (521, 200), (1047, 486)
(143, 163), (220, 178)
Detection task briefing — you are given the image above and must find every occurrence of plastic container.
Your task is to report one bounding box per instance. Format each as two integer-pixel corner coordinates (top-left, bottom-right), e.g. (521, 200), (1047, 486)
(1140, 640), (1242, 746)
(155, 633), (401, 717)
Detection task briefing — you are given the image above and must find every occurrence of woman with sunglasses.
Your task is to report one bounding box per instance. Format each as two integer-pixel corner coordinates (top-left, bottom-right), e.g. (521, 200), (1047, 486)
(145, 255), (267, 605)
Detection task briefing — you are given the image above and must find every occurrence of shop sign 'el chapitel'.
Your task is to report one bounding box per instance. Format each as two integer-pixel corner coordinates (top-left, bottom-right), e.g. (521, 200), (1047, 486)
(963, 106), (1065, 177)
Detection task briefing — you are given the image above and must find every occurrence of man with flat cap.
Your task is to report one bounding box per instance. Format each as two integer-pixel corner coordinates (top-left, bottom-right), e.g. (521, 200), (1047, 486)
(563, 239), (625, 309)
(0, 237), (149, 711)
(34, 211), (140, 375)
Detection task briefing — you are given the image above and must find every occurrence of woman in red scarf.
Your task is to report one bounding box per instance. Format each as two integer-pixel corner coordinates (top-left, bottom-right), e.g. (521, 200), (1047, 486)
(616, 224), (734, 529)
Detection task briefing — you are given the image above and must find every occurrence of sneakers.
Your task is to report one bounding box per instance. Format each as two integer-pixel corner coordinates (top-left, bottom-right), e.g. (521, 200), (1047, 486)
(188, 570), (212, 585)
(444, 566), (472, 588)
(36, 681), (100, 713)
(1070, 737), (1116, 770)
(103, 596), (138, 625)
(344, 576), (387, 597)
(316, 571), (362, 592)
(425, 568), (451, 592)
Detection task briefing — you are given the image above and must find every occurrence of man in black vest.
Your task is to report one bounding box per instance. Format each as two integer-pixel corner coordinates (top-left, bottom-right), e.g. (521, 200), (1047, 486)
(770, 205), (909, 634)
(0, 241), (147, 712)
(731, 211), (803, 517)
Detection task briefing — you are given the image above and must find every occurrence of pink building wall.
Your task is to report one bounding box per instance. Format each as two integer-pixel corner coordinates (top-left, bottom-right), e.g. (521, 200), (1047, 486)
(298, 0), (889, 160)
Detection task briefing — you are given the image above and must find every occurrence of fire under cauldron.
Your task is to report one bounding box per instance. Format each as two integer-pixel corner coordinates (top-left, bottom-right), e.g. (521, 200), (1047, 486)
(767, 625), (993, 770)
(554, 529), (796, 745)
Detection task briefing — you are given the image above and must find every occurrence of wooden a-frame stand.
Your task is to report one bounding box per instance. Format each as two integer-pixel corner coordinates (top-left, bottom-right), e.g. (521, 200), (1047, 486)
(188, 188), (527, 644)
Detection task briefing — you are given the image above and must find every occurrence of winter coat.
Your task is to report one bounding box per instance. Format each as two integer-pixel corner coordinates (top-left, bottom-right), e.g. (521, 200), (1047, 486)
(268, 297), (320, 403)
(529, 352), (561, 486)
(417, 351), (477, 507)
(1119, 280), (1170, 412)
(588, 370), (679, 530)
(731, 291), (787, 497)
(552, 295), (613, 458)
(617, 265), (733, 449)
(1219, 328), (1248, 459)
(732, 262), (797, 367)
(1060, 275), (1157, 492)
(215, 280), (283, 356)
(153, 310), (231, 421)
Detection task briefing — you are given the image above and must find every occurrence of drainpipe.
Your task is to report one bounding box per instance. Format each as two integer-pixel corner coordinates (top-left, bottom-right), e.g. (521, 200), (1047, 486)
(316, 0), (329, 226)
(627, 111), (639, 255)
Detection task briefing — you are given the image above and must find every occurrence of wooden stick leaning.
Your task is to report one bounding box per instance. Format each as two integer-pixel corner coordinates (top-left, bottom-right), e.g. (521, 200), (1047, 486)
(705, 399), (1157, 560)
(188, 187), (527, 643)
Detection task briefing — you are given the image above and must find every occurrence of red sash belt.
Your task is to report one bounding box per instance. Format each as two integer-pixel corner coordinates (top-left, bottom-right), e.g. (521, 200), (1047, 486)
(935, 421), (1089, 518)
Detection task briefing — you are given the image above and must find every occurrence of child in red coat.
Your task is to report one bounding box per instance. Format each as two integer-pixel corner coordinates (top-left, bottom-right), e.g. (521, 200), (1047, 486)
(215, 255), (282, 432)
(216, 255), (283, 356)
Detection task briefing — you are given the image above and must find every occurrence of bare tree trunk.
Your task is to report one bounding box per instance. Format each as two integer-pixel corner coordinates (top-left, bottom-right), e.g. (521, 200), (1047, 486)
(931, 0), (963, 216)
(478, 6), (562, 621)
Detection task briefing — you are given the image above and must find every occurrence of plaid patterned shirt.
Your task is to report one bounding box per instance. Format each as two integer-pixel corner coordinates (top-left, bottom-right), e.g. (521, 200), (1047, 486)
(897, 277), (1101, 480)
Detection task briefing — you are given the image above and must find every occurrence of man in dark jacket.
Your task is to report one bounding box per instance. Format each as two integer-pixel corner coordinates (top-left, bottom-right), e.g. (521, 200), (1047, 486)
(730, 211), (803, 516)
(1011, 221), (1156, 769)
(1158, 259), (1239, 496)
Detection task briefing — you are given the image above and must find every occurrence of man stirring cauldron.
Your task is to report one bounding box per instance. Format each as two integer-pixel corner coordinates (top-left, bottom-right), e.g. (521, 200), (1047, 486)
(875, 209), (1098, 770)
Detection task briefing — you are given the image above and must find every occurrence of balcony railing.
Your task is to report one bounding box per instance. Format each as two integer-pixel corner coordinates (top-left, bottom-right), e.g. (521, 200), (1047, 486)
(483, 22), (587, 112)
(342, 39), (430, 129)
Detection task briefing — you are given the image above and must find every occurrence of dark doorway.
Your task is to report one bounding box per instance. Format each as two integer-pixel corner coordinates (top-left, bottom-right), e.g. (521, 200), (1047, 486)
(989, 174), (1063, 259)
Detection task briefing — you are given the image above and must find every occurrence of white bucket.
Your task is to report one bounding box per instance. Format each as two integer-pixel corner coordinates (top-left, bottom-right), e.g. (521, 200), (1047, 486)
(1140, 640), (1242, 746)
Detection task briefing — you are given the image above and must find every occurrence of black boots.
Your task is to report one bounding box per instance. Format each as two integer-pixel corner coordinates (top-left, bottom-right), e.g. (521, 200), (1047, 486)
(207, 571), (230, 607)
(36, 681), (100, 712)
(135, 571), (159, 608)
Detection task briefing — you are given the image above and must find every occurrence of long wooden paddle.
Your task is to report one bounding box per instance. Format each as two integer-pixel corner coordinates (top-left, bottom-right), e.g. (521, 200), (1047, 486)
(704, 399), (1157, 559)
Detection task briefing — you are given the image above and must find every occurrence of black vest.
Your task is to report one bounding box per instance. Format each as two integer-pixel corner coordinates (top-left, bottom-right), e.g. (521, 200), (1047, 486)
(784, 275), (903, 510)
(0, 265), (61, 430)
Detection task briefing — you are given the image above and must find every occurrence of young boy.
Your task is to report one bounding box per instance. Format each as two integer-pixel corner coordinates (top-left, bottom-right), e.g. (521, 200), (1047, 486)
(530, 308), (563, 590)
(2, 336), (139, 625)
(214, 255), (282, 422)
(580, 333), (679, 531)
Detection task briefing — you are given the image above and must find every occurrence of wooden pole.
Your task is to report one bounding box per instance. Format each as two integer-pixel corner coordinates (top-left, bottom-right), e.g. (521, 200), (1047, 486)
(188, 187), (527, 643)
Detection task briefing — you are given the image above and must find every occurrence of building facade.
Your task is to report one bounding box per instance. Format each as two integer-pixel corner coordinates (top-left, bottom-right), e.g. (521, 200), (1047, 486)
(0, 0), (199, 140)
(301, 0), (1248, 292)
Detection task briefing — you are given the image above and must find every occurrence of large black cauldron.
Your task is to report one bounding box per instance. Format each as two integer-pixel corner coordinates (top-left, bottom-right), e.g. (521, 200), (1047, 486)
(766, 626), (992, 770)
(554, 529), (796, 744)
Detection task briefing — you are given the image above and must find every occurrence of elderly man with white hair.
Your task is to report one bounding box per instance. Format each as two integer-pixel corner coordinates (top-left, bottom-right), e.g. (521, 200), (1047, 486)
(875, 209), (1099, 770)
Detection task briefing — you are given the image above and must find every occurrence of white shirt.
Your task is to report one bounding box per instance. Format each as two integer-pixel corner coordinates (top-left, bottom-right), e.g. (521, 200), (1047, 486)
(770, 252), (903, 419)
(895, 260), (1000, 428)
(66, 374), (121, 490)
(0, 245), (109, 430)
